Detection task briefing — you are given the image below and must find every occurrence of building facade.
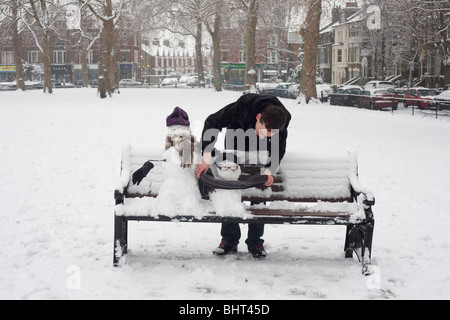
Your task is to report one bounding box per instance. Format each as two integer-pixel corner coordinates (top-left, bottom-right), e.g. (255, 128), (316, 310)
(319, 2), (449, 88)
(0, 20), (143, 84)
(141, 40), (196, 78)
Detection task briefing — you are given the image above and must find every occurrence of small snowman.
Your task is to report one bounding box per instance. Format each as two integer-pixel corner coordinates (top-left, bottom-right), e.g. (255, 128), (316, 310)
(156, 107), (203, 215)
(209, 152), (246, 216)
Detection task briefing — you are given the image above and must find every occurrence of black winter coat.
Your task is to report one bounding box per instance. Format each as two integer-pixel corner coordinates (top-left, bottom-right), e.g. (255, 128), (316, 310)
(201, 94), (291, 169)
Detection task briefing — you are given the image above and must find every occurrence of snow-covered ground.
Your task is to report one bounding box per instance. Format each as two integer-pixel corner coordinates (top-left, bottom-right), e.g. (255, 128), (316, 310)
(1, 87), (449, 300)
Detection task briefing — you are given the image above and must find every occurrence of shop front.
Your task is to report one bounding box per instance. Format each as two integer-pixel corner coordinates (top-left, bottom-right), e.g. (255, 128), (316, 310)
(119, 62), (138, 81)
(0, 65), (16, 82)
(221, 63), (262, 85)
(51, 64), (73, 84)
(74, 64), (99, 86)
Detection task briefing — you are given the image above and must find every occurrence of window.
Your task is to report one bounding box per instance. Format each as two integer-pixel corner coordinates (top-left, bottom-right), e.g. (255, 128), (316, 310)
(337, 49), (342, 63)
(53, 51), (66, 64)
(349, 46), (360, 62)
(268, 51), (277, 64)
(350, 27), (359, 38)
(87, 50), (94, 64)
(222, 51), (228, 62)
(29, 51), (40, 64)
(2, 52), (14, 64)
(320, 50), (325, 64)
(269, 34), (277, 47)
(239, 50), (246, 63)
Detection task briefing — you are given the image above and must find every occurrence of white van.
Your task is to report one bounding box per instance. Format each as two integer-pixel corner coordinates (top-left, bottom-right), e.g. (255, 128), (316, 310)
(364, 81), (394, 90)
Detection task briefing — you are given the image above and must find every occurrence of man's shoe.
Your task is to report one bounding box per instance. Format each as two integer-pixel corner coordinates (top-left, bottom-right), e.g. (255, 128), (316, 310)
(249, 243), (267, 258)
(213, 242), (238, 255)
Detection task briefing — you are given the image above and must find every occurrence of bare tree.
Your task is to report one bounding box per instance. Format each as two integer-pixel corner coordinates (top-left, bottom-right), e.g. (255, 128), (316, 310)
(258, 0), (301, 81)
(21, 0), (63, 93)
(81, 0), (124, 98)
(299, 0), (321, 103)
(390, 0), (449, 88)
(71, 3), (101, 87)
(239, 0), (258, 92)
(163, 0), (208, 87)
(204, 0), (225, 92)
(0, 0), (27, 90)
(422, 0), (450, 89)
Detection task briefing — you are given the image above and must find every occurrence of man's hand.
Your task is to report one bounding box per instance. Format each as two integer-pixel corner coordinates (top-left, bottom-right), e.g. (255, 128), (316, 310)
(196, 152), (212, 178)
(264, 169), (274, 187)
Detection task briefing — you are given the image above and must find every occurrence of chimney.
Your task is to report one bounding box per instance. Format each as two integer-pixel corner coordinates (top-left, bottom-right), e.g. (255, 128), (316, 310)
(332, 7), (340, 24)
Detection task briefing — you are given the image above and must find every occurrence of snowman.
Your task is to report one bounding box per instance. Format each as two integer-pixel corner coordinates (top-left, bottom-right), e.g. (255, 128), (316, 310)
(156, 107), (204, 215)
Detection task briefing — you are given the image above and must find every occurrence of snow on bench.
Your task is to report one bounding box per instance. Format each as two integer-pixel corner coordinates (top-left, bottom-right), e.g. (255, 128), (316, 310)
(114, 144), (375, 275)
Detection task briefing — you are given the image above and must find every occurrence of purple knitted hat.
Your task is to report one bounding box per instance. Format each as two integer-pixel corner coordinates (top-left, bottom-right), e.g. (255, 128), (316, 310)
(166, 107), (190, 127)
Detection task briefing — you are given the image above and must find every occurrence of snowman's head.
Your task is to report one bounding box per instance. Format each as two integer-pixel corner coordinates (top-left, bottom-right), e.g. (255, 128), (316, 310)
(214, 152), (241, 181)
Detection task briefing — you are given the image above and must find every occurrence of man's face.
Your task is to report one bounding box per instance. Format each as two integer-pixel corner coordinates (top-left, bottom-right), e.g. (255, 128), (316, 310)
(255, 113), (273, 139)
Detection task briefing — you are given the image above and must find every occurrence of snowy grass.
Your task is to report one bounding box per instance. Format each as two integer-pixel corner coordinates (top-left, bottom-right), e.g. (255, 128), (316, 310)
(1, 87), (450, 300)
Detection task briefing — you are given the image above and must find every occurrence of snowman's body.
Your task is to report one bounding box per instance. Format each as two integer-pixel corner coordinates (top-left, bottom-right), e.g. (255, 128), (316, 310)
(209, 157), (246, 216)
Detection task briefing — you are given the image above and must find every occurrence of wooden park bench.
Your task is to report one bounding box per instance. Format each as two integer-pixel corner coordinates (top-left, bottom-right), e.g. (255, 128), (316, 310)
(114, 145), (376, 275)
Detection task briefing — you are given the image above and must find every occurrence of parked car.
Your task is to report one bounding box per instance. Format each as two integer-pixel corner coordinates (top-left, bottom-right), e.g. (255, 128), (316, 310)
(404, 87), (438, 109)
(177, 76), (190, 87)
(285, 84), (332, 101)
(358, 89), (397, 110)
(141, 75), (162, 87)
(26, 81), (44, 90)
(0, 82), (16, 91)
(316, 84), (333, 102)
(51, 80), (75, 88)
(330, 86), (363, 107)
(273, 83), (292, 98)
(256, 82), (279, 95)
(364, 80), (395, 90)
(434, 90), (450, 111)
(186, 76), (198, 87)
(161, 77), (179, 87)
(287, 84), (299, 98)
(119, 79), (142, 88)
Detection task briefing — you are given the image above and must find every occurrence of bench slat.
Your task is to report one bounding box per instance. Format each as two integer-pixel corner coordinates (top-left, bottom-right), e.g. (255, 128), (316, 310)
(121, 191), (354, 204)
(249, 208), (351, 219)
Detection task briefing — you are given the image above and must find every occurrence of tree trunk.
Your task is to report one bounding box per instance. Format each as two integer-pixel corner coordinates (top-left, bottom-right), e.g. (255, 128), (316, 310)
(98, 2), (114, 98)
(443, 46), (450, 90)
(444, 62), (450, 91)
(244, 0), (258, 92)
(300, 0), (321, 103)
(29, 0), (52, 93)
(81, 37), (89, 87)
(12, 1), (25, 91)
(109, 35), (118, 94)
(195, 18), (205, 88)
(42, 31), (53, 94)
(212, 10), (222, 92)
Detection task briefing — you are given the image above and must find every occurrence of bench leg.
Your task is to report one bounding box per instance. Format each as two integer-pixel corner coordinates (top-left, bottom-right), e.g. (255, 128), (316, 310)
(344, 220), (375, 275)
(361, 218), (375, 275)
(113, 215), (128, 266)
(344, 224), (355, 258)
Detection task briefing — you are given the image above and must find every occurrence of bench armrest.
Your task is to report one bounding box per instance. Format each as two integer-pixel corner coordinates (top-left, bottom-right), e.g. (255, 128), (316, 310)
(348, 151), (375, 206)
(116, 144), (132, 192)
